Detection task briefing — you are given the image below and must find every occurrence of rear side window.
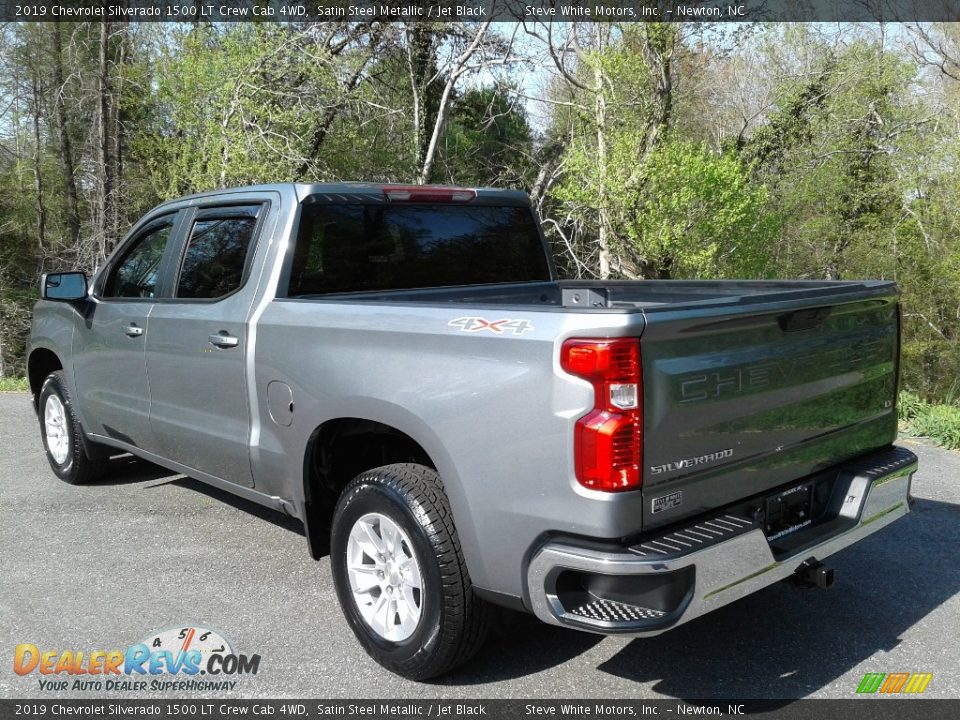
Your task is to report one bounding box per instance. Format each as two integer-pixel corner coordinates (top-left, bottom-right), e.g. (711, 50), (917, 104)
(176, 208), (259, 299)
(104, 217), (175, 298)
(288, 203), (550, 296)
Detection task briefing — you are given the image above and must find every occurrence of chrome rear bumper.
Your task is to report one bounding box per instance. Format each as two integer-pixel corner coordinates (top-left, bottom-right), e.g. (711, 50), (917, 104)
(526, 446), (917, 634)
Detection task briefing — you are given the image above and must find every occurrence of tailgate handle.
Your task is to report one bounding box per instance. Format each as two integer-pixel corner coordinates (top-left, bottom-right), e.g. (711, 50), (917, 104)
(779, 307), (832, 332)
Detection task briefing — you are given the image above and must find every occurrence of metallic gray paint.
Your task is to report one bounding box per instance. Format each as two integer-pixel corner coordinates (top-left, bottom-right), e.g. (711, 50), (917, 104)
(254, 297), (649, 594)
(72, 300), (155, 450)
(28, 182), (909, 609)
(144, 190), (282, 486)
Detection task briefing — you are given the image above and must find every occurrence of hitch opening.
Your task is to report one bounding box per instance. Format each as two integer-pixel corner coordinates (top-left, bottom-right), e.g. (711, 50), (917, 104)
(794, 558), (835, 589)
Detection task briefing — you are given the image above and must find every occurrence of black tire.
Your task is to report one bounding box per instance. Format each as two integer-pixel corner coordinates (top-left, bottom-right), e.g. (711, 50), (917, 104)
(330, 463), (491, 680)
(38, 371), (105, 485)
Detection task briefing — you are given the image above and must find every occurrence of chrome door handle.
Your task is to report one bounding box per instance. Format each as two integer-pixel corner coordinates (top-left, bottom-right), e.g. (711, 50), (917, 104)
(123, 325), (144, 337)
(209, 333), (239, 348)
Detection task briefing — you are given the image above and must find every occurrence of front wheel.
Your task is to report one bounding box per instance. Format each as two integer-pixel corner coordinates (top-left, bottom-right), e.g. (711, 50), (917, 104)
(330, 463), (490, 680)
(38, 371), (105, 485)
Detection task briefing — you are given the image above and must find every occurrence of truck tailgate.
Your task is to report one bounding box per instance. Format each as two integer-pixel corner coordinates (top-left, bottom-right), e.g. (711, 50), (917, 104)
(639, 283), (899, 530)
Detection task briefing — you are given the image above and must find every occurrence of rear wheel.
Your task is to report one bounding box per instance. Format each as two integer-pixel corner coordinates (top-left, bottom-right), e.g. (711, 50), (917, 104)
(330, 463), (490, 680)
(38, 371), (105, 485)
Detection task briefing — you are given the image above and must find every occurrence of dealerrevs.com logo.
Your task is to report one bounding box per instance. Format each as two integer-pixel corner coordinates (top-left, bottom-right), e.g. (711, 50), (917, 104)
(14, 625), (261, 692)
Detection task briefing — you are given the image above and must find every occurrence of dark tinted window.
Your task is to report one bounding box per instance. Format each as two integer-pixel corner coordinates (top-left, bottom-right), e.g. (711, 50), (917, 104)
(176, 213), (258, 299)
(288, 203), (550, 295)
(104, 218), (174, 298)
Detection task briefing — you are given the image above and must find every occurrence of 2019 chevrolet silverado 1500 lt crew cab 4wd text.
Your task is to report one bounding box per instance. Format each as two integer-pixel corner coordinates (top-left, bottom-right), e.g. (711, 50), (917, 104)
(29, 183), (917, 679)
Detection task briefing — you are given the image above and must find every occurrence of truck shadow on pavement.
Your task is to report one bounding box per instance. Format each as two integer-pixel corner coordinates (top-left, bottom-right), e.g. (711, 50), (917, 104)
(92, 456), (308, 535)
(148, 473), (307, 535)
(443, 498), (960, 699)
(87, 454), (181, 485)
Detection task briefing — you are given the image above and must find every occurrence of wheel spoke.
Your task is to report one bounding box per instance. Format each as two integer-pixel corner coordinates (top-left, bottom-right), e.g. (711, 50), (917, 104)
(396, 598), (418, 637)
(348, 566), (381, 593)
(387, 598), (401, 633)
(371, 592), (390, 633)
(399, 559), (422, 589)
(382, 521), (398, 555)
(400, 584), (420, 616)
(360, 519), (386, 555)
(349, 522), (383, 561)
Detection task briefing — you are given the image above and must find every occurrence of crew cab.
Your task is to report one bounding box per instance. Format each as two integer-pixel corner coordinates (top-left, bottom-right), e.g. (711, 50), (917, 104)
(29, 183), (917, 679)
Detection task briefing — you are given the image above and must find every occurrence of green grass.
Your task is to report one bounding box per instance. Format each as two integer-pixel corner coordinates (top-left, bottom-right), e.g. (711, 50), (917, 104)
(899, 391), (960, 450)
(0, 377), (28, 392)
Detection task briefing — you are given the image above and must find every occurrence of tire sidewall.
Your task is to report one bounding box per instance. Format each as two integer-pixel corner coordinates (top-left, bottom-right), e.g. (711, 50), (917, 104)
(38, 373), (78, 481)
(331, 479), (445, 672)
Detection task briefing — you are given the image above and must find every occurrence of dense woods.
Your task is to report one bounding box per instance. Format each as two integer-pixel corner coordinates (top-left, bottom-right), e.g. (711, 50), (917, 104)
(1, 21), (959, 413)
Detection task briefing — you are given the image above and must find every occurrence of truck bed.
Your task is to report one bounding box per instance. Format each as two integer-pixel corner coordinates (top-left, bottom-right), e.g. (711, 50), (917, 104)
(291, 277), (900, 532)
(300, 278), (896, 312)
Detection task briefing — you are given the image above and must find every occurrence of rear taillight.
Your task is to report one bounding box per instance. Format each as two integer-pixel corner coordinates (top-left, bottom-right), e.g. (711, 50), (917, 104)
(561, 338), (642, 492)
(383, 185), (477, 202)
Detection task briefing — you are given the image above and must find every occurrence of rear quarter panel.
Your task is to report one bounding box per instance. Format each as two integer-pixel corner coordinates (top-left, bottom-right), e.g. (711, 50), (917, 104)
(253, 300), (647, 597)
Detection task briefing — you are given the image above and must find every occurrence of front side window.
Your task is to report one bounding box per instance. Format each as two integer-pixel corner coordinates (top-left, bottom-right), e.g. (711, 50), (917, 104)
(104, 218), (175, 298)
(176, 211), (259, 299)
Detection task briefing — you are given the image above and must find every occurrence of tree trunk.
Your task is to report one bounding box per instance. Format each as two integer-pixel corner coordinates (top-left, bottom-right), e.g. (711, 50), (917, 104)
(109, 23), (127, 252)
(529, 139), (565, 210)
(51, 23), (81, 247)
(294, 27), (383, 179)
(416, 22), (493, 185)
(418, 79), (454, 185)
(95, 22), (113, 268)
(406, 26), (435, 177)
(31, 73), (46, 251)
(594, 61), (612, 279)
(641, 25), (674, 158)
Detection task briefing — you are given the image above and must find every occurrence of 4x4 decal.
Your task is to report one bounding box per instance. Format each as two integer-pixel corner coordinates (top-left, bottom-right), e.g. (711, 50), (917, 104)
(448, 317), (533, 335)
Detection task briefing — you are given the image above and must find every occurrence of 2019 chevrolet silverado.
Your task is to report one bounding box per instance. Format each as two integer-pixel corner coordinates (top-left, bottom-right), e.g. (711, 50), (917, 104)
(28, 183), (917, 679)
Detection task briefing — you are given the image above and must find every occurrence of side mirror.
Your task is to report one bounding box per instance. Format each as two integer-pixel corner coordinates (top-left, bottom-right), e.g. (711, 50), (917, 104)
(42, 272), (88, 301)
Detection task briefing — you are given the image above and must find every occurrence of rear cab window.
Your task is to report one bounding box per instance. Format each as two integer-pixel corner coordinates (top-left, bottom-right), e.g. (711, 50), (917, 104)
(287, 201), (551, 296)
(175, 205), (262, 300)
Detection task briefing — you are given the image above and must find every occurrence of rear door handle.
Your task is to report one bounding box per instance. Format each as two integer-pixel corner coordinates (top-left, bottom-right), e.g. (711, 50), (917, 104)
(209, 333), (239, 349)
(123, 325), (144, 337)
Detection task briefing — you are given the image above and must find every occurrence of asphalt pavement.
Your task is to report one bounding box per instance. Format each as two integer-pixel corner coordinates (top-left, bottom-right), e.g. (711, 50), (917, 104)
(1, 391), (958, 700)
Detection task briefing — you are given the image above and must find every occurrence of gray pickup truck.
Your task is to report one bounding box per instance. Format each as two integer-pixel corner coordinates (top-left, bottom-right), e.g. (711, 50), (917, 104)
(29, 183), (917, 679)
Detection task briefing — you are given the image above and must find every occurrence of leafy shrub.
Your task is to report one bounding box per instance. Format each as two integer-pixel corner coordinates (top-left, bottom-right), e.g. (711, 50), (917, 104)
(899, 391), (960, 450)
(908, 404), (960, 450)
(897, 391), (928, 421)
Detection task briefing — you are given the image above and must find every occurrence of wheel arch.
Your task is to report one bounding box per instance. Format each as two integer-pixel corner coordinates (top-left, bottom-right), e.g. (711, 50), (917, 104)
(301, 416), (440, 559)
(28, 347), (64, 412)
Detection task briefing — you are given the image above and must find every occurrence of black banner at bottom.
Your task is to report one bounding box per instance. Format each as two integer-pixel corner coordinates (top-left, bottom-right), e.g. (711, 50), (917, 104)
(1, 700), (959, 720)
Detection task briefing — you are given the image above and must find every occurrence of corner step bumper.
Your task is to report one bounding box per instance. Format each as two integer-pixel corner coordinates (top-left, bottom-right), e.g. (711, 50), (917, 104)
(526, 445), (917, 635)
